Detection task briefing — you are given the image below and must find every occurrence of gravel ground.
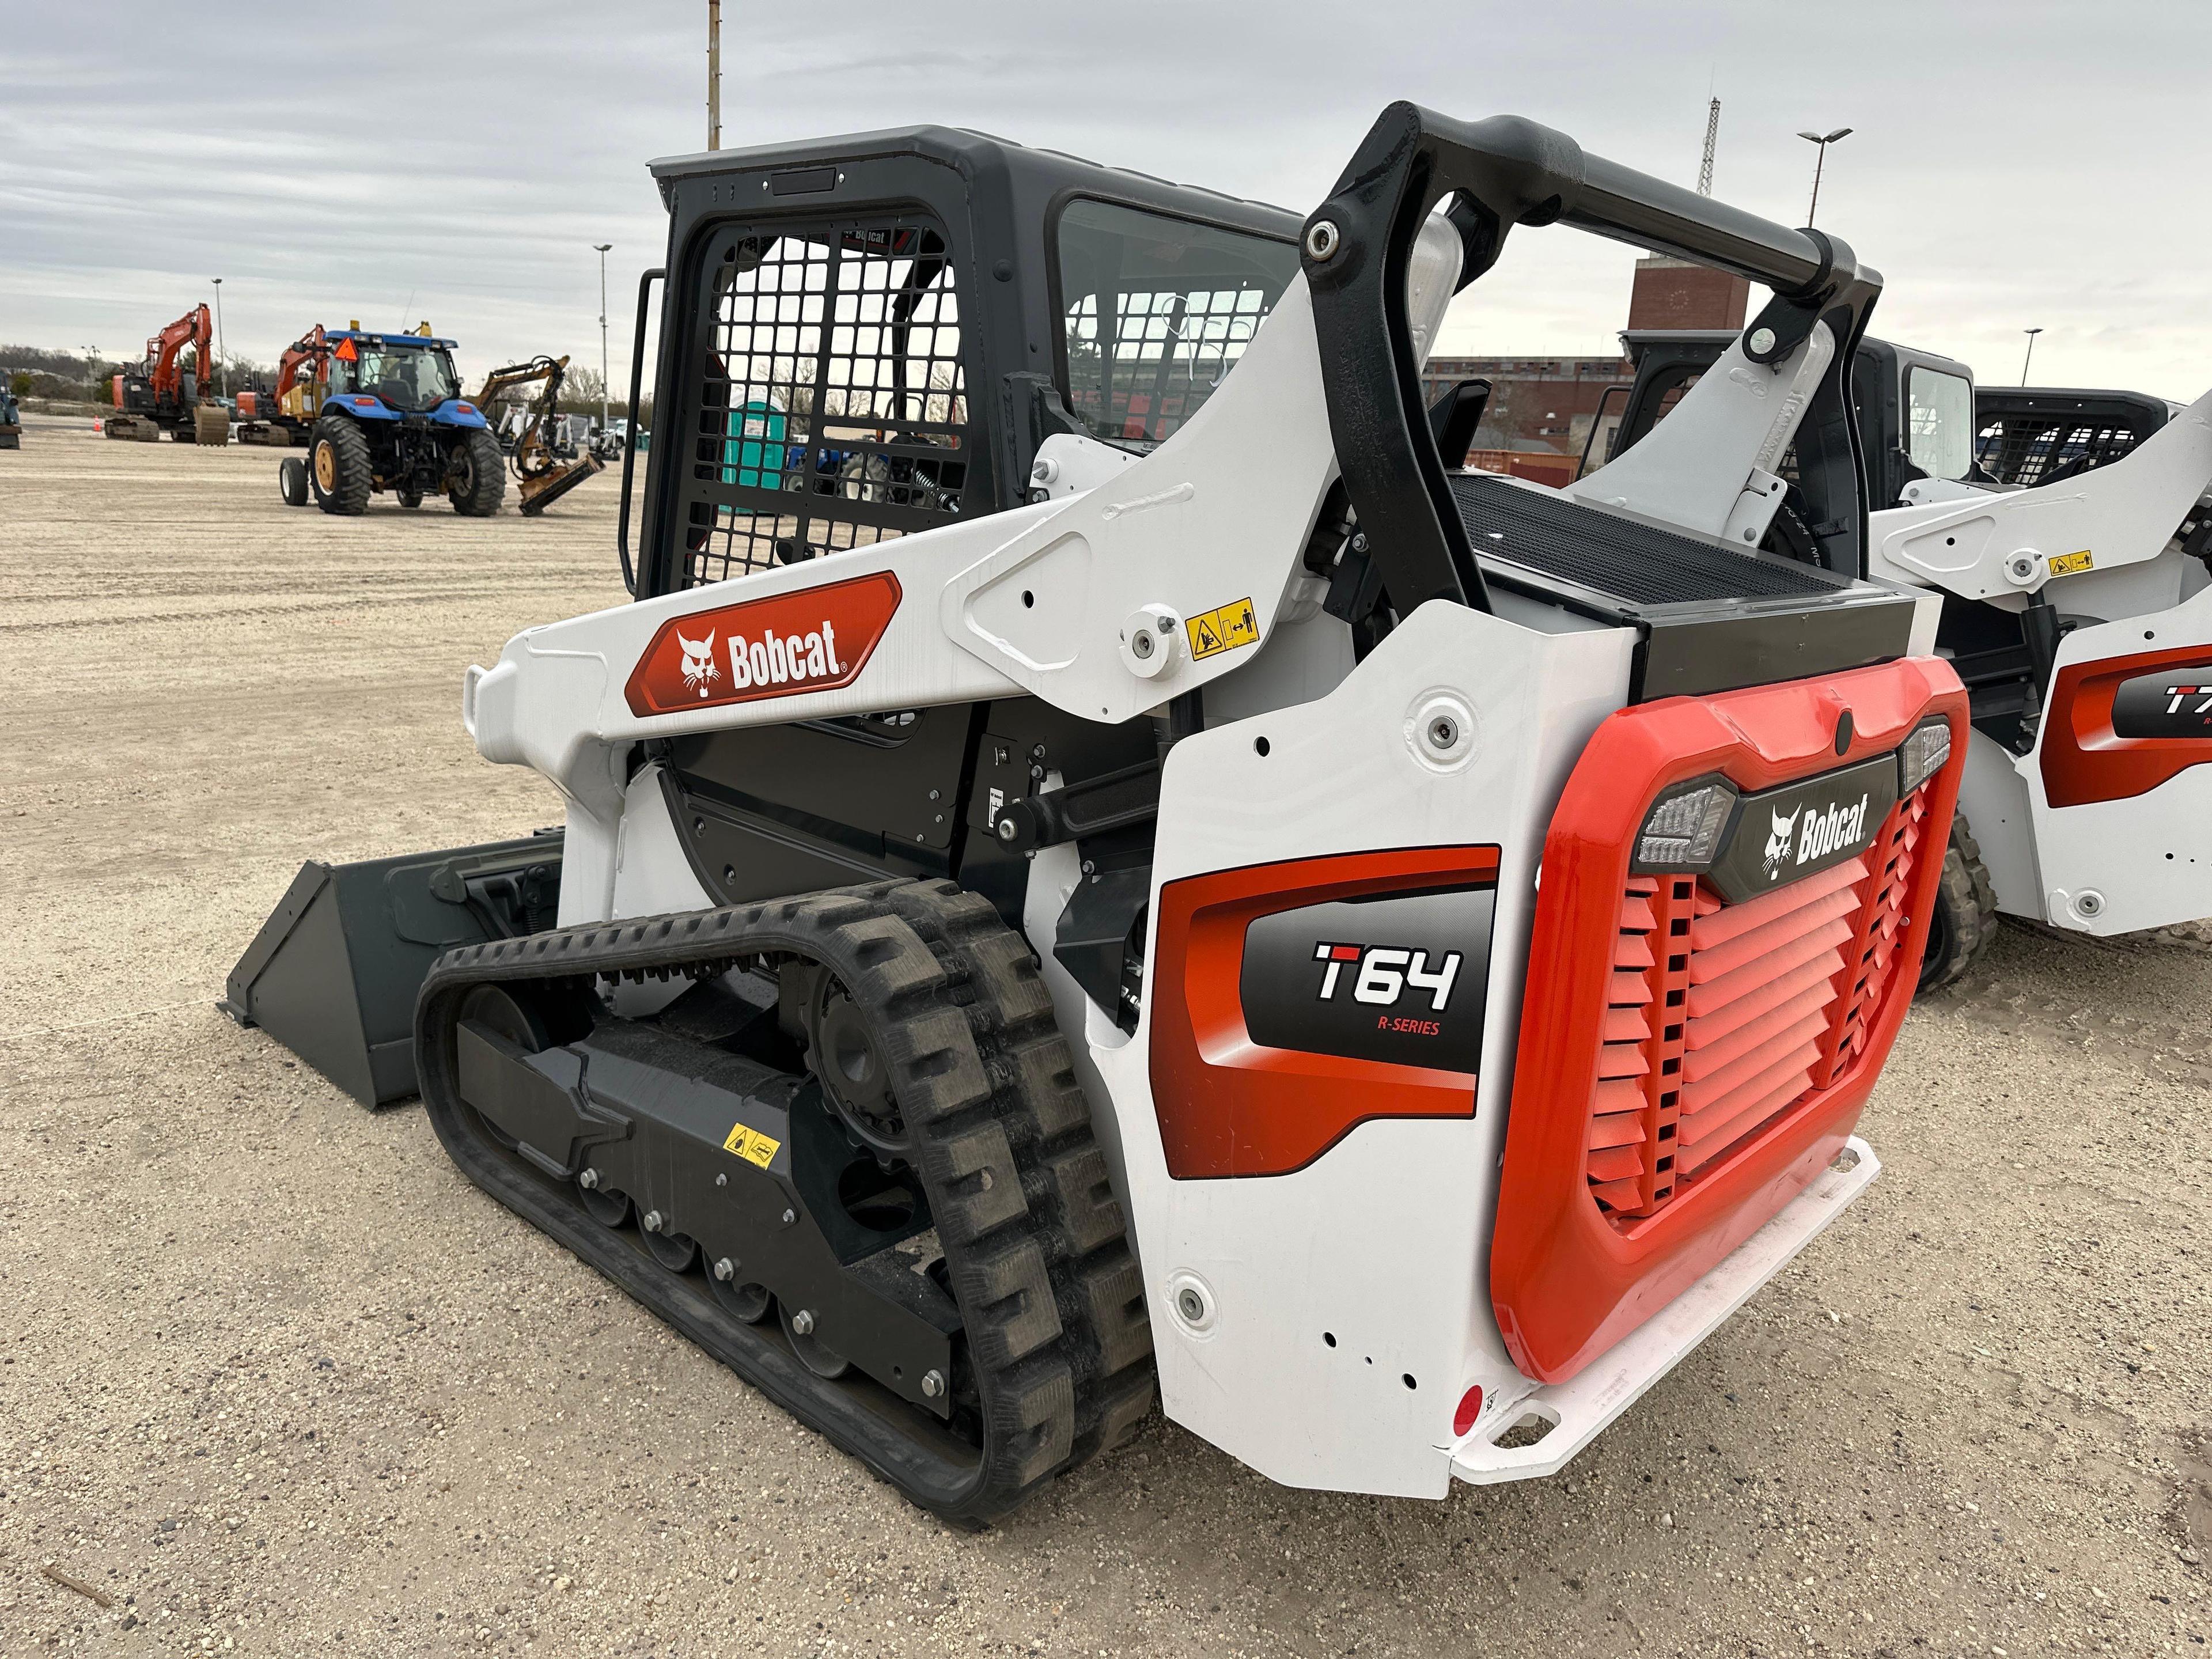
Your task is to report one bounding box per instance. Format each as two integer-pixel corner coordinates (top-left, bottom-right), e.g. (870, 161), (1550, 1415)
(3, 412), (2210, 1656)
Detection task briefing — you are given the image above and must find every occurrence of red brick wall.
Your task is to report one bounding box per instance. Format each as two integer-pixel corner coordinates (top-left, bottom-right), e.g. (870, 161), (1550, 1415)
(1626, 257), (1751, 331)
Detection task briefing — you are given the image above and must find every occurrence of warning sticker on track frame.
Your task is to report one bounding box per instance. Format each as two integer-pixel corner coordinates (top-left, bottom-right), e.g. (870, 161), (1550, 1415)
(723, 1122), (782, 1169)
(1186, 597), (1260, 661)
(2048, 550), (2094, 577)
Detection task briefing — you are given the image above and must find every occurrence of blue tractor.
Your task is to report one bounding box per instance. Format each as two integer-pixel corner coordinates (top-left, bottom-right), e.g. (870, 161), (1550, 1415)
(276, 325), (505, 515)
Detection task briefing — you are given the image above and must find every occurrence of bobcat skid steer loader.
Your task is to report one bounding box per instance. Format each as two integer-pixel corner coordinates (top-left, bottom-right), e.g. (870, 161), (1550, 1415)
(1868, 380), (2212, 966)
(1599, 336), (2212, 987)
(232, 105), (1967, 1525)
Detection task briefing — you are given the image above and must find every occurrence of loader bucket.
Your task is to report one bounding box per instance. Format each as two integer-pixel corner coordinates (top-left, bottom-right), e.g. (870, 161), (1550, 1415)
(220, 832), (563, 1107)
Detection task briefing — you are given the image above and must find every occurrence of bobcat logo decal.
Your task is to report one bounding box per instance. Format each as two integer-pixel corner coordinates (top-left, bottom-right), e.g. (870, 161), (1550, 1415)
(1762, 806), (1801, 882)
(677, 630), (719, 698)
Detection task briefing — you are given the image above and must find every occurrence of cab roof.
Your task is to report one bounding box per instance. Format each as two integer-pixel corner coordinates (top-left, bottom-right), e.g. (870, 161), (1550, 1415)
(646, 123), (1299, 242)
(327, 329), (457, 350)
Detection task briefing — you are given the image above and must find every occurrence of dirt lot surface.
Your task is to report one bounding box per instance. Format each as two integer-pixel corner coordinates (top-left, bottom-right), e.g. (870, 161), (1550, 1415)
(3, 412), (2210, 1656)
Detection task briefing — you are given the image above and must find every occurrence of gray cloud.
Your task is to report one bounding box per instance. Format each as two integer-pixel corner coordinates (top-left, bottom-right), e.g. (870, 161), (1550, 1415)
(5, 1), (2206, 396)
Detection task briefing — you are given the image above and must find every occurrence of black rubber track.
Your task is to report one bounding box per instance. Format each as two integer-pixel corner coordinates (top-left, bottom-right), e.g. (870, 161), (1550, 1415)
(310, 418), (372, 516)
(1918, 811), (2001, 993)
(412, 879), (1153, 1526)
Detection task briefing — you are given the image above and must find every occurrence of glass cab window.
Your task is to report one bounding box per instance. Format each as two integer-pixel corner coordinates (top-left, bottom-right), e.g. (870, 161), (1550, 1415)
(1053, 199), (1299, 448)
(1906, 366), (1974, 481)
(329, 341), (461, 411)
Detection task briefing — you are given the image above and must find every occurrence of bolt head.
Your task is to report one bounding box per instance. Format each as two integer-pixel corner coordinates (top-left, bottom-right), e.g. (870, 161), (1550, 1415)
(1428, 716), (1457, 748)
(1304, 219), (1341, 262)
(714, 1257), (735, 1282)
(1177, 1287), (1205, 1322)
(781, 1208), (796, 1226)
(996, 817), (1019, 843)
(921, 1369), (945, 1399)
(715, 1172), (728, 1188)
(1748, 326), (1778, 355)
(791, 1309), (816, 1335)
(1131, 631), (1155, 659)
(578, 1169), (600, 1190)
(642, 1210), (663, 1233)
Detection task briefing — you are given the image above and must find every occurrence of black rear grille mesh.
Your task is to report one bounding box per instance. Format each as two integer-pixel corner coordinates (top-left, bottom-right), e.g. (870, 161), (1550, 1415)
(1449, 472), (1838, 607)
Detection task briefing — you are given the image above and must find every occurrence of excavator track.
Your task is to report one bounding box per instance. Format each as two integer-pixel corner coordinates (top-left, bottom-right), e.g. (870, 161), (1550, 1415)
(413, 878), (1154, 1527)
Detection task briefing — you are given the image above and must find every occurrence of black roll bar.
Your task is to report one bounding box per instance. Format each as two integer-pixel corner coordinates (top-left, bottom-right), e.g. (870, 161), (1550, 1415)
(1302, 104), (1884, 612)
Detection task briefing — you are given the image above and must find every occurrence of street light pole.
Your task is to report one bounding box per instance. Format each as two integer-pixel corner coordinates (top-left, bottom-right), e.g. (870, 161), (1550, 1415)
(2021, 327), (2044, 386)
(707, 0), (721, 150)
(593, 243), (613, 440)
(1796, 127), (1853, 226)
(211, 278), (227, 397)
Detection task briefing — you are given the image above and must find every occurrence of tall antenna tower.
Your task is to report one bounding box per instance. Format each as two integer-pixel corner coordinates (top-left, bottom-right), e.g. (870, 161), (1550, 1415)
(1697, 97), (1721, 195)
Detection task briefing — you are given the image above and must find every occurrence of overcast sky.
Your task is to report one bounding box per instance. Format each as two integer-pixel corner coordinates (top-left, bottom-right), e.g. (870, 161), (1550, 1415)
(5, 2), (2208, 398)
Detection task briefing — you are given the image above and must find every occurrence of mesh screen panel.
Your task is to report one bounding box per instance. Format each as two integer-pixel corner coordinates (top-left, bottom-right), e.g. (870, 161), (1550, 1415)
(1975, 412), (2145, 488)
(679, 214), (969, 587)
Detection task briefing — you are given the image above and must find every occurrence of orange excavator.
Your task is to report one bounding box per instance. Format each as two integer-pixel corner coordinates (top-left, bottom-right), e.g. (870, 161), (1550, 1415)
(236, 324), (334, 448)
(106, 304), (229, 444)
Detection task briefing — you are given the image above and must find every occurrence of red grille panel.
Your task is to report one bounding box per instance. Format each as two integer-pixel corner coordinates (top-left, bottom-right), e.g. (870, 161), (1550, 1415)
(1585, 781), (1934, 1223)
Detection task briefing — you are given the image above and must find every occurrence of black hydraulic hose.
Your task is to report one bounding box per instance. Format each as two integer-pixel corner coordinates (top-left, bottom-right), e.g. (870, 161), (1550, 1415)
(617, 268), (665, 599)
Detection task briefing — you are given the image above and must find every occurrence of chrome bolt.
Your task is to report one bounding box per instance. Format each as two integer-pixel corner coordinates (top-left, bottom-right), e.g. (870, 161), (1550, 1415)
(578, 1168), (600, 1190)
(1131, 630), (1156, 660)
(1304, 220), (1341, 261)
(996, 817), (1019, 843)
(1156, 617), (1175, 637)
(781, 1208), (796, 1226)
(714, 1257), (736, 1282)
(791, 1309), (816, 1336)
(927, 789), (941, 801)
(715, 1173), (728, 1188)
(1177, 1287), (1206, 1323)
(921, 1370), (945, 1399)
(1748, 325), (1777, 355)
(1428, 715), (1459, 749)
(642, 1209), (663, 1233)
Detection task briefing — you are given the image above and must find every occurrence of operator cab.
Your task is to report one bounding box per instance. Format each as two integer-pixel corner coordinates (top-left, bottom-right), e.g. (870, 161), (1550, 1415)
(325, 329), (464, 413)
(635, 126), (1302, 593)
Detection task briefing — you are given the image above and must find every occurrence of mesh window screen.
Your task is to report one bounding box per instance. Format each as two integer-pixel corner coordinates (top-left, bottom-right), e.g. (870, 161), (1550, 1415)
(1054, 199), (1300, 448)
(678, 213), (969, 587)
(1975, 412), (2146, 488)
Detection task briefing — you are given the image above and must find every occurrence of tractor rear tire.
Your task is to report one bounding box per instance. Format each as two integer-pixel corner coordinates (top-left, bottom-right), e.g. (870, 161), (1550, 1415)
(1918, 810), (2000, 994)
(310, 419), (372, 516)
(278, 457), (309, 507)
(449, 428), (506, 517)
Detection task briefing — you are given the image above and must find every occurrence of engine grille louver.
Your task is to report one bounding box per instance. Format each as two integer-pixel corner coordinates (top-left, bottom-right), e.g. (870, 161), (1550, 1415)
(1586, 779), (1931, 1225)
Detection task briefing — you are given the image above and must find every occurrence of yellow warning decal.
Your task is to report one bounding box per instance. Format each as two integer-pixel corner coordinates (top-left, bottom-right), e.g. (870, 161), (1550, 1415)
(722, 1122), (782, 1169)
(1185, 597), (1260, 662)
(2048, 550), (2094, 577)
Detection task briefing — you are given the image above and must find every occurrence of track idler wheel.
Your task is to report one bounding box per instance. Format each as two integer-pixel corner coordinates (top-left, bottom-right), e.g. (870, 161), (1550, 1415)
(707, 1259), (772, 1324)
(779, 1301), (851, 1380)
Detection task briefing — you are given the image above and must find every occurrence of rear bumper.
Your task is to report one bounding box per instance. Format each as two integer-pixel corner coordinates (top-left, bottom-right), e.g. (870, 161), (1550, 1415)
(1452, 1134), (1878, 1484)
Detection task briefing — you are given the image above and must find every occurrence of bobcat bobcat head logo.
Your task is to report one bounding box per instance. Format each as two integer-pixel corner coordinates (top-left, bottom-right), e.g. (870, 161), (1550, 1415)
(1762, 806), (1801, 881)
(677, 630), (719, 696)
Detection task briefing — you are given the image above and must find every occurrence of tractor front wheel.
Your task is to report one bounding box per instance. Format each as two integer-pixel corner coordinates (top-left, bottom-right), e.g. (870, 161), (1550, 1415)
(310, 419), (372, 516)
(448, 428), (506, 517)
(278, 457), (309, 507)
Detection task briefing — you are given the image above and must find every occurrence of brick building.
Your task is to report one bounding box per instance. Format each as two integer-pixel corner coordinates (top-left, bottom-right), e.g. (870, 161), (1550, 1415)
(1421, 253), (1753, 473)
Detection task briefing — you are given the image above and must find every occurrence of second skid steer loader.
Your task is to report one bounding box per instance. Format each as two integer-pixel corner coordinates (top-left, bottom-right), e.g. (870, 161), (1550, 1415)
(230, 105), (1967, 1524)
(1601, 330), (2212, 985)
